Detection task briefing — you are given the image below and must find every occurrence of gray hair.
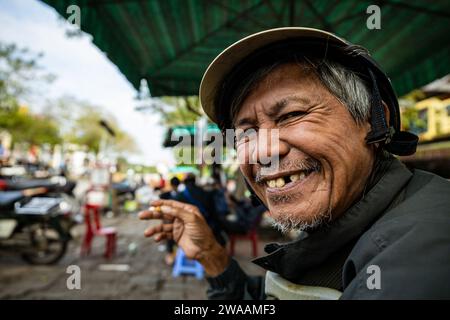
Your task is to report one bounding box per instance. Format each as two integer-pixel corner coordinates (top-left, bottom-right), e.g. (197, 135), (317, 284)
(229, 57), (372, 126)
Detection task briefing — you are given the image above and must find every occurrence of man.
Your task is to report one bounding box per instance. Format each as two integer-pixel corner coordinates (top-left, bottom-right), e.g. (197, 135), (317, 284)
(219, 195), (266, 236)
(176, 174), (227, 246)
(159, 177), (181, 201)
(0, 140), (4, 164)
(139, 28), (450, 299)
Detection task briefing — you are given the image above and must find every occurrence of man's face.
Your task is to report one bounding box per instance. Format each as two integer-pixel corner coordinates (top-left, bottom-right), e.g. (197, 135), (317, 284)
(234, 63), (375, 232)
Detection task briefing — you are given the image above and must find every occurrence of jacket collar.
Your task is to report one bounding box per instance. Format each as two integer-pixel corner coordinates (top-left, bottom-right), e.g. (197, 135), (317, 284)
(252, 157), (413, 281)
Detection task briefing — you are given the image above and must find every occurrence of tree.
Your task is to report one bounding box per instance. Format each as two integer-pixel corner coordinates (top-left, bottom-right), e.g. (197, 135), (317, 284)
(44, 96), (138, 154)
(135, 80), (202, 127)
(145, 96), (203, 127)
(0, 42), (54, 110)
(0, 105), (61, 146)
(160, 96), (203, 126)
(0, 42), (137, 155)
(0, 42), (59, 146)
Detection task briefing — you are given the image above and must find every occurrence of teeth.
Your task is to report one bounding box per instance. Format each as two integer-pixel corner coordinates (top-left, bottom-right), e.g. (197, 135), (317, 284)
(266, 171), (310, 188)
(276, 178), (285, 188)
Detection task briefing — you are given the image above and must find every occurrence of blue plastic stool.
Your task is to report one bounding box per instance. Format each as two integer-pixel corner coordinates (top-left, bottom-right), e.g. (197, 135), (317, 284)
(172, 248), (204, 279)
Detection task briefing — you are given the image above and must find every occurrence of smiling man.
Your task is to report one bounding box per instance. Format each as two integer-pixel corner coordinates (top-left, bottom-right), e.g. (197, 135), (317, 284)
(139, 28), (450, 299)
(233, 62), (374, 234)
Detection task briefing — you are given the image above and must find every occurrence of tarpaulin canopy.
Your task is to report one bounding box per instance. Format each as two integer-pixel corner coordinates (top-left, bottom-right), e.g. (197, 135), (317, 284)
(42, 0), (450, 97)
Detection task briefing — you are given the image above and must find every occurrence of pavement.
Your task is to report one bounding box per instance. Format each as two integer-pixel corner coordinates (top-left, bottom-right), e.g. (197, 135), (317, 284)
(0, 212), (284, 300)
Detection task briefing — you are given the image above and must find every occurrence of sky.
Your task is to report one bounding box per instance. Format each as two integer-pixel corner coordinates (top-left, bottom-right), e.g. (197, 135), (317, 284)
(0, 0), (175, 167)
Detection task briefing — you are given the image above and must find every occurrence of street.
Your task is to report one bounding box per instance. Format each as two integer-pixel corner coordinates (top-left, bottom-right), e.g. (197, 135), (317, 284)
(0, 213), (273, 300)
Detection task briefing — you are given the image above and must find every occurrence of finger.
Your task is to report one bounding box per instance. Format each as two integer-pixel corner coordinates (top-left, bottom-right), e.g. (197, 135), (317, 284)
(150, 200), (202, 220)
(144, 223), (173, 237)
(138, 209), (162, 220)
(151, 199), (199, 215)
(154, 232), (172, 242)
(145, 223), (173, 235)
(138, 209), (174, 221)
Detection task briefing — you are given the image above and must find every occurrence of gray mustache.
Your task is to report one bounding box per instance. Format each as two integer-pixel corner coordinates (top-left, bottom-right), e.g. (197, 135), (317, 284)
(255, 157), (321, 183)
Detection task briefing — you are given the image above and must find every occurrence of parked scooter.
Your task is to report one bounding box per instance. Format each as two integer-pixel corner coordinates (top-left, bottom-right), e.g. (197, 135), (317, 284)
(0, 175), (77, 195)
(0, 187), (78, 265)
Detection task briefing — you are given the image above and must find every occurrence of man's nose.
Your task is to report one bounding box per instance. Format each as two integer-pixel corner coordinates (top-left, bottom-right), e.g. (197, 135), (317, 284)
(254, 129), (289, 166)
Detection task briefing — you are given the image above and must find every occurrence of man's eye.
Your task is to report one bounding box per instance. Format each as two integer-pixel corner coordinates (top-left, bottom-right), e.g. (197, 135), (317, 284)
(277, 111), (306, 123)
(235, 129), (256, 145)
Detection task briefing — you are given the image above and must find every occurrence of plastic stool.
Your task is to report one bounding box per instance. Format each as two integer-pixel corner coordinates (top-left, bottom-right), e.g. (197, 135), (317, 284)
(172, 248), (204, 279)
(80, 203), (117, 259)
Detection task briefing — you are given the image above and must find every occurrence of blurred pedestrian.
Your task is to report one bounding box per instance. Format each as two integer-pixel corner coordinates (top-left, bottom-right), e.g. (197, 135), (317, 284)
(177, 174), (226, 246)
(0, 139), (5, 165)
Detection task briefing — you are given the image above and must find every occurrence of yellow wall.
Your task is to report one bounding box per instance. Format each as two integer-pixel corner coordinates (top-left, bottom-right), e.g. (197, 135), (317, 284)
(406, 97), (450, 142)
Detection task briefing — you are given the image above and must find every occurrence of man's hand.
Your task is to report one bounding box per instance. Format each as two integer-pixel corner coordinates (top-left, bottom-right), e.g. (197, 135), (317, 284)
(138, 199), (230, 276)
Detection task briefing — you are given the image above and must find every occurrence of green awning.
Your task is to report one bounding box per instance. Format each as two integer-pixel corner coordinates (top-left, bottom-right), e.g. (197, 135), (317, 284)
(163, 123), (221, 147)
(169, 165), (200, 175)
(42, 0), (450, 97)
(170, 124), (221, 136)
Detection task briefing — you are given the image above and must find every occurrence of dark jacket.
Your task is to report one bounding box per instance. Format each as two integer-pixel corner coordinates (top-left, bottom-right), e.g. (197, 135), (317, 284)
(177, 183), (227, 246)
(206, 158), (450, 299)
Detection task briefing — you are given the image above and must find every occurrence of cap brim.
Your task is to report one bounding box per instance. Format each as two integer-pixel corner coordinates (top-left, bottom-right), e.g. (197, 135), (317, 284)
(199, 27), (347, 123)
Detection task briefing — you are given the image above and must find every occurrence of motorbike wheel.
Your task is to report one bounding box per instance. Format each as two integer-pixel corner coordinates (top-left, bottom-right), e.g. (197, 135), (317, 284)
(21, 223), (68, 265)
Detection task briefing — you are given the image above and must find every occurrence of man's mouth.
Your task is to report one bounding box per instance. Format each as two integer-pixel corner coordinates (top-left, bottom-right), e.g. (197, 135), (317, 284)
(254, 157), (322, 195)
(263, 167), (319, 190)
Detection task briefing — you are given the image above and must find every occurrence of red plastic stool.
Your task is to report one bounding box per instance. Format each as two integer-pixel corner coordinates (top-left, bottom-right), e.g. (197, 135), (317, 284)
(229, 228), (259, 258)
(80, 204), (117, 259)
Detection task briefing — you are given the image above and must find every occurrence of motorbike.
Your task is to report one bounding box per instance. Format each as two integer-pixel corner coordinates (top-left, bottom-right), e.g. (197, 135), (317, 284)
(0, 174), (77, 195)
(0, 184), (79, 265)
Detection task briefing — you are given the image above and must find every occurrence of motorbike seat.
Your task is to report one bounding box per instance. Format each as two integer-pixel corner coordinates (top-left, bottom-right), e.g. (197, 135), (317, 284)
(6, 179), (56, 191)
(0, 191), (25, 208)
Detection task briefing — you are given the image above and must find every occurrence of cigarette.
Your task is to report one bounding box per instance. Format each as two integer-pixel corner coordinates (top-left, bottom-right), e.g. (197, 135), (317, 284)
(149, 206), (161, 212)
